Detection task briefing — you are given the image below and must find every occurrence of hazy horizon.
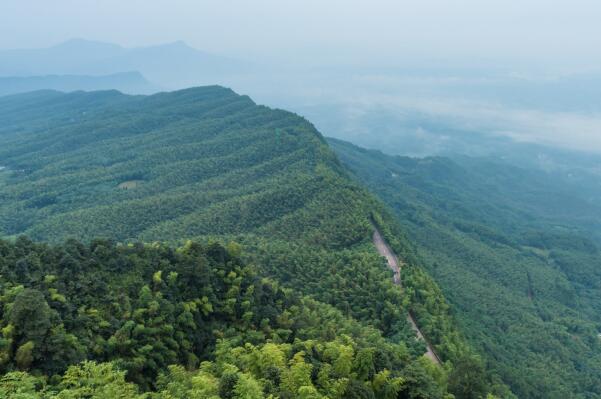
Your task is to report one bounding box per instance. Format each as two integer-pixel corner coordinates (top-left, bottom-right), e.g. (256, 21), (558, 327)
(3, 4), (601, 398)
(3, 0), (601, 72)
(2, 1), (601, 155)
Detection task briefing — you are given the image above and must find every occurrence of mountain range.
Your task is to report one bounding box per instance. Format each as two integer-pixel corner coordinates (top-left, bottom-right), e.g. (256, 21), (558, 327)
(1, 84), (600, 397)
(0, 39), (251, 89)
(0, 86), (506, 398)
(0, 72), (157, 96)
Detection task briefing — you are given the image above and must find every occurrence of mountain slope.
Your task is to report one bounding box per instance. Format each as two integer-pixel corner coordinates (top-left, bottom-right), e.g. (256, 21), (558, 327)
(0, 86), (358, 246)
(330, 137), (601, 399)
(0, 86), (504, 397)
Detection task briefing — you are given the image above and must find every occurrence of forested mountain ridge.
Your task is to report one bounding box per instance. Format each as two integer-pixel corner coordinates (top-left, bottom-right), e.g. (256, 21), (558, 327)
(0, 85), (333, 242)
(0, 86), (508, 397)
(330, 137), (601, 399)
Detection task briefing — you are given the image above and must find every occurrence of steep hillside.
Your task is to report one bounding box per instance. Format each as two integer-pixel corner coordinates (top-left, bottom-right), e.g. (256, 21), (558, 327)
(0, 87), (505, 397)
(330, 137), (601, 398)
(0, 86), (361, 246)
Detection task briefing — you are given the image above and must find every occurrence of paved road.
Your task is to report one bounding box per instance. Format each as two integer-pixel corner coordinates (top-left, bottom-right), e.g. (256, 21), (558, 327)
(373, 229), (442, 365)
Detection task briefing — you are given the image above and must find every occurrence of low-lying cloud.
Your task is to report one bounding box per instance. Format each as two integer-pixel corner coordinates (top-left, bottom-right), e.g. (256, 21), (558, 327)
(271, 73), (601, 156)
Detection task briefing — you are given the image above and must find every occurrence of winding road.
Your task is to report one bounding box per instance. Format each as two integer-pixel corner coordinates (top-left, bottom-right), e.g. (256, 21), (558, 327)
(373, 229), (442, 365)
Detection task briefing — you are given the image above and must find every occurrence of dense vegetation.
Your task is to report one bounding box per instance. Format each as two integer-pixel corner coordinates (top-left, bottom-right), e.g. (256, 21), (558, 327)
(0, 237), (452, 398)
(0, 87), (509, 397)
(330, 137), (601, 398)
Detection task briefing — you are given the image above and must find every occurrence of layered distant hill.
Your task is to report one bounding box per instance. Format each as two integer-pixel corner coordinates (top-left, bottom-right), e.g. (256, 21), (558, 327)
(0, 39), (251, 88)
(0, 71), (157, 96)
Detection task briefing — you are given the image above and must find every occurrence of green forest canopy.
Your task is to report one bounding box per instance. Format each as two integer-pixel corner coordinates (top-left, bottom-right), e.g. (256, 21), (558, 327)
(330, 137), (601, 399)
(0, 238), (437, 398)
(0, 87), (509, 397)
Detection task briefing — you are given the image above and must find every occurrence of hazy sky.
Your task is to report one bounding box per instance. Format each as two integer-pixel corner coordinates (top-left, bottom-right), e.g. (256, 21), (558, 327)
(2, 0), (601, 70)
(2, 0), (601, 154)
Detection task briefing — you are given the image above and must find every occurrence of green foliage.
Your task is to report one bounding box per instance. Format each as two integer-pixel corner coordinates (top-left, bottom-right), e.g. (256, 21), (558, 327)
(15, 341), (34, 370)
(0, 371), (45, 399)
(330, 137), (601, 398)
(53, 361), (142, 399)
(0, 239), (451, 397)
(0, 87), (493, 396)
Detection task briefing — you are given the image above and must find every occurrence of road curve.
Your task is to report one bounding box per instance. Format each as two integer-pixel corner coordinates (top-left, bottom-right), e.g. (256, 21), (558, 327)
(373, 229), (442, 365)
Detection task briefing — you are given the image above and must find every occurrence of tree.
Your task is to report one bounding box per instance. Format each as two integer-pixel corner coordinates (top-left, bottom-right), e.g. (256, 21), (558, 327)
(9, 289), (53, 347)
(281, 352), (313, 394)
(0, 371), (43, 399)
(15, 341), (34, 370)
(54, 361), (142, 399)
(233, 373), (264, 399)
(448, 356), (488, 399)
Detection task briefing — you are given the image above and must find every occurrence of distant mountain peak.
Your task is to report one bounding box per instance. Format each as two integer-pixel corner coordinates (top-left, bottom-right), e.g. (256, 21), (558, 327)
(0, 70), (157, 96)
(169, 40), (189, 47)
(142, 40), (201, 53)
(0, 39), (248, 88)
(51, 38), (123, 51)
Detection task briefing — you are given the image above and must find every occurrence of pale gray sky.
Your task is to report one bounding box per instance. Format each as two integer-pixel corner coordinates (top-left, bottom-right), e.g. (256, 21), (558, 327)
(1, 0), (601, 70)
(3, 0), (601, 154)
